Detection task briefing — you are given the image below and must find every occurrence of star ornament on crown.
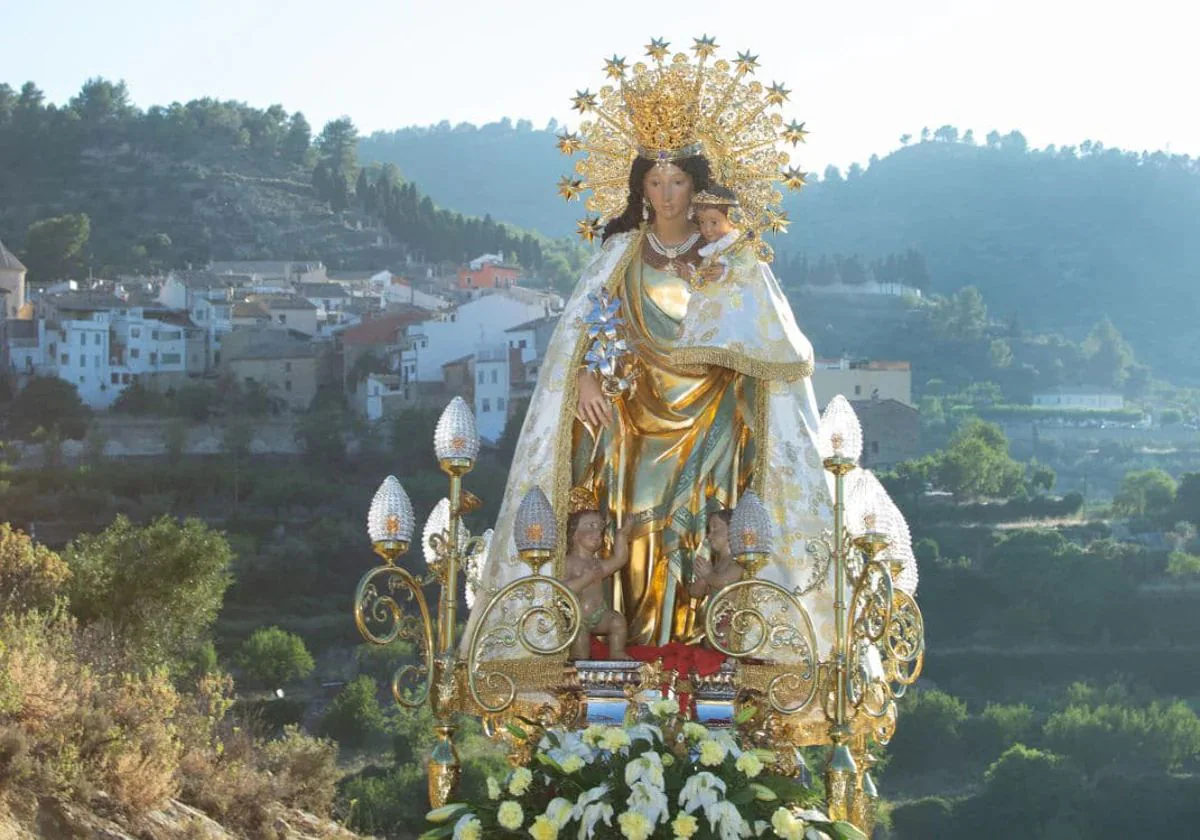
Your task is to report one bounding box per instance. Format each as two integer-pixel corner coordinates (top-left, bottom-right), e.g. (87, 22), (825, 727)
(557, 35), (810, 259)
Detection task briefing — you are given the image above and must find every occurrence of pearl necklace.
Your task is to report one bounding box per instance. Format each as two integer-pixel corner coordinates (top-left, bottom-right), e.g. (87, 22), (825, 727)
(646, 231), (701, 275)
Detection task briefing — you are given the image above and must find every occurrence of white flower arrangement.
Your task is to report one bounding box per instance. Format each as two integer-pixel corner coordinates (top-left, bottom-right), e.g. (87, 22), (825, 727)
(423, 702), (864, 840)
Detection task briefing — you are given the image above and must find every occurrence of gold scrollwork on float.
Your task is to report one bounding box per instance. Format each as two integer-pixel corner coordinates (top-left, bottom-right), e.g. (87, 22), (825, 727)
(705, 579), (819, 714)
(884, 589), (925, 698)
(353, 560), (435, 709)
(467, 576), (582, 713)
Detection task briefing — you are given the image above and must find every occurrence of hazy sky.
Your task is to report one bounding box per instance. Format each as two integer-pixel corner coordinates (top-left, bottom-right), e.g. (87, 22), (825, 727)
(2, 0), (1195, 170)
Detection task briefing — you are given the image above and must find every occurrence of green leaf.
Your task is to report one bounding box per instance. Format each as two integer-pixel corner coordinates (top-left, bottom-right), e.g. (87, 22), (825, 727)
(506, 722), (529, 741)
(734, 704), (758, 724)
(426, 803), (469, 823)
(418, 824), (457, 840)
(749, 783), (778, 801)
(828, 821), (869, 840)
(728, 786), (756, 805)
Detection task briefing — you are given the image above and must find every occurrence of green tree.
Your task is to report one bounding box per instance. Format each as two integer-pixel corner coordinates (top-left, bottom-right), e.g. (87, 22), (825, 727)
(65, 515), (234, 669)
(320, 674), (386, 747)
(887, 689), (969, 775)
(934, 419), (1024, 500)
(955, 745), (1087, 839)
(937, 286), (988, 341)
(0, 522), (71, 614)
(315, 117), (359, 210)
(1175, 472), (1200, 526)
(1113, 468), (1177, 520)
(223, 415), (254, 511)
(294, 406), (348, 464)
(235, 626), (315, 688)
(963, 703), (1036, 766)
(282, 111), (312, 164)
(22, 213), (91, 281)
(1082, 317), (1133, 388)
(5, 375), (91, 440)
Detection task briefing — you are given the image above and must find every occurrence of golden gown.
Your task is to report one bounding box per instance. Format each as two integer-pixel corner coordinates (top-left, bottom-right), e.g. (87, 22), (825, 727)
(572, 242), (757, 645)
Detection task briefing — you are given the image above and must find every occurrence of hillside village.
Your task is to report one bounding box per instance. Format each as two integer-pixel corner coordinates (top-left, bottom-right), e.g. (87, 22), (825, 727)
(2, 235), (945, 463)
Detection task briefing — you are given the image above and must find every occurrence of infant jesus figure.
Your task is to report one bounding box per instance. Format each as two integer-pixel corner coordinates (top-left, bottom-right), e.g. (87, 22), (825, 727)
(563, 504), (633, 660)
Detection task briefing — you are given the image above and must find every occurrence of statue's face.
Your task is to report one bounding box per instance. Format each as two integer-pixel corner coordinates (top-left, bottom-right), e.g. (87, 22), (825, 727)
(573, 512), (606, 554)
(708, 516), (730, 556)
(643, 163), (693, 224)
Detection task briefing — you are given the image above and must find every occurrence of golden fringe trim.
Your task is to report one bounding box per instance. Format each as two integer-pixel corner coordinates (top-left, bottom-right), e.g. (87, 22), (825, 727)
(664, 346), (814, 382)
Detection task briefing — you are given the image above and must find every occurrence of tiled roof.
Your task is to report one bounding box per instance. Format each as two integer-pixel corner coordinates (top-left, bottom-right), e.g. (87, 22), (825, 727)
(233, 301), (271, 319)
(0, 239), (27, 271)
(250, 293), (317, 311)
(341, 308), (429, 346)
(45, 291), (126, 311)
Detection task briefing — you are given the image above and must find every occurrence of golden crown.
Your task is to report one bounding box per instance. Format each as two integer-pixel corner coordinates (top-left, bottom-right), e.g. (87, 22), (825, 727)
(557, 36), (810, 259)
(622, 57), (703, 160)
(568, 484), (601, 516)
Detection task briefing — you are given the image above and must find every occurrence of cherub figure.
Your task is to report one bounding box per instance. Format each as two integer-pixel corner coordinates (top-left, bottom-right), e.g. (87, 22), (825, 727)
(685, 509), (741, 600)
(564, 505), (633, 660)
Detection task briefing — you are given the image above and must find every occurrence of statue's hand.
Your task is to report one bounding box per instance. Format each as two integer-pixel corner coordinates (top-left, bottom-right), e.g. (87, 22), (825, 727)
(577, 370), (613, 427)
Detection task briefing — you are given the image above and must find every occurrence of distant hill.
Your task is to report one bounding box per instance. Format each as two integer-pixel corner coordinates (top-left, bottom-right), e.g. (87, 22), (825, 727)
(0, 82), (574, 284)
(362, 123), (1200, 381)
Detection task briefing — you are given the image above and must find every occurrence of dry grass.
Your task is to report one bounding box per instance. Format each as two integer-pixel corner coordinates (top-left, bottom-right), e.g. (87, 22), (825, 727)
(0, 611), (342, 839)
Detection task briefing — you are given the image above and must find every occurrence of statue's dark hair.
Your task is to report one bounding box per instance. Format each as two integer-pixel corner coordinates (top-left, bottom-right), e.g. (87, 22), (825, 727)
(706, 508), (733, 532)
(602, 154), (713, 241)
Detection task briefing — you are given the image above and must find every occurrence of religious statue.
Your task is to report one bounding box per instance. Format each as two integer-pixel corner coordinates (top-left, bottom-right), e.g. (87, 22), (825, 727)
(463, 36), (835, 655)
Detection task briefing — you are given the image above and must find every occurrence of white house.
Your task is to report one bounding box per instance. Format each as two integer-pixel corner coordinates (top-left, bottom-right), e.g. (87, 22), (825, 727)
(401, 292), (556, 384)
(473, 344), (513, 442)
(358, 372), (405, 422)
(1032, 387), (1125, 410)
(31, 292), (197, 408)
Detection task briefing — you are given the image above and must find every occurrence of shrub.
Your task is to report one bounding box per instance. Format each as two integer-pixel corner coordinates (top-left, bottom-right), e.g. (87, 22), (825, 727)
(887, 689), (969, 776)
(0, 523), (71, 615)
(65, 515), (233, 670)
(890, 796), (955, 840)
(235, 626), (315, 689)
(320, 675), (386, 747)
(963, 703), (1036, 766)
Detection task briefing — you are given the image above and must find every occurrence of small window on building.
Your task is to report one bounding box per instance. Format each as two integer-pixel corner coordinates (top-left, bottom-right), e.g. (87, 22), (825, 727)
(80, 376), (86, 383)
(131, 348), (140, 359)
(111, 373), (119, 384)
(150, 352), (158, 365)
(278, 314), (287, 324)
(490, 369), (498, 384)
(854, 385), (862, 395)
(285, 362), (292, 372)
(80, 355), (86, 367)
(122, 374), (131, 384)
(80, 333), (86, 345)
(519, 339), (527, 349)
(497, 397), (505, 411)
(478, 371), (485, 384)
(60, 353), (69, 365)
(481, 398), (491, 412)
(94, 334), (101, 345)
(871, 441), (880, 454)
(94, 356), (100, 368)
(131, 328), (141, 338)
(285, 380), (292, 392)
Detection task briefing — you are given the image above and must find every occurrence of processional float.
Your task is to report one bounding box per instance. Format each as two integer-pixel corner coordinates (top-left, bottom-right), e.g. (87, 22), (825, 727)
(352, 36), (925, 835)
(353, 395), (924, 833)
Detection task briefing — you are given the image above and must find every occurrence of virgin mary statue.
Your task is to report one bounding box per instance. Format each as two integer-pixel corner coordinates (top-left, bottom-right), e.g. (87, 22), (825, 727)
(465, 38), (835, 651)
